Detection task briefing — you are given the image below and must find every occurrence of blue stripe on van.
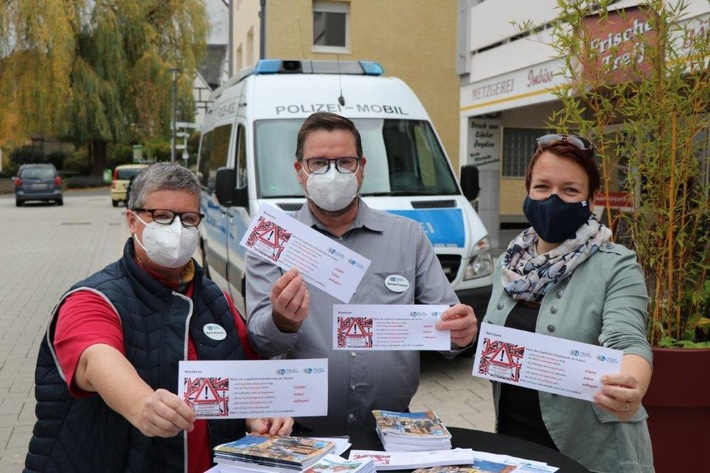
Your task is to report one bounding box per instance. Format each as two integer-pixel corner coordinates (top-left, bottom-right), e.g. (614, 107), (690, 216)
(386, 208), (465, 248)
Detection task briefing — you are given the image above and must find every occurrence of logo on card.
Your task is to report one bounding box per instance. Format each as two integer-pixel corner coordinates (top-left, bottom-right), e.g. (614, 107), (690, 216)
(570, 349), (592, 359)
(276, 368), (299, 375)
(303, 367), (326, 374)
(328, 247), (345, 259)
(348, 258), (365, 269)
(597, 354), (620, 364)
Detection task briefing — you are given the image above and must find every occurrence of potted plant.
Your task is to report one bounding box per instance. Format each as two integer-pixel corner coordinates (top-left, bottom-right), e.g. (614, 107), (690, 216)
(521, 0), (710, 470)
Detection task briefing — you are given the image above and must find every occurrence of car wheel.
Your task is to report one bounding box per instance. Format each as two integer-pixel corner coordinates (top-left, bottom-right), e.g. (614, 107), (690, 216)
(112, 200), (118, 207)
(57, 198), (64, 206)
(16, 200), (22, 207)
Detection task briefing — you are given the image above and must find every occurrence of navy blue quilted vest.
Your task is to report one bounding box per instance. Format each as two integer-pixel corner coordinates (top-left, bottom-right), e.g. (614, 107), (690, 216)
(25, 239), (248, 473)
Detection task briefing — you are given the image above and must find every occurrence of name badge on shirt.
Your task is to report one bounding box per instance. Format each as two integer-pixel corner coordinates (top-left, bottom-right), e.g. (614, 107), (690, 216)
(384, 274), (410, 293)
(203, 323), (227, 341)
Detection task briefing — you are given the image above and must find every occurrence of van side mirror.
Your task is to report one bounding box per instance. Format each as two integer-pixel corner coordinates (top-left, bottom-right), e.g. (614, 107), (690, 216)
(215, 167), (248, 208)
(460, 165), (480, 201)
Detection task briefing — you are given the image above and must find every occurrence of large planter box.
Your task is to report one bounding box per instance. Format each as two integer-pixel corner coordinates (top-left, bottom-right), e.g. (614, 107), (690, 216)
(644, 348), (710, 472)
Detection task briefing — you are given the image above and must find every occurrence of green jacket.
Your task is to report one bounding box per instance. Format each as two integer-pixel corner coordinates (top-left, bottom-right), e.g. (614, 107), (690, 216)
(483, 241), (654, 473)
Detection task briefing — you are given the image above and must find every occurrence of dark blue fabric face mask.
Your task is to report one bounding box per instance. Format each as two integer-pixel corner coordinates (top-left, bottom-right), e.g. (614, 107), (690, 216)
(523, 194), (592, 243)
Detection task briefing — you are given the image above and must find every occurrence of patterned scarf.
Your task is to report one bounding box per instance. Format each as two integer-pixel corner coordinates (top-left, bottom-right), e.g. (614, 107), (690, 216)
(501, 215), (612, 302)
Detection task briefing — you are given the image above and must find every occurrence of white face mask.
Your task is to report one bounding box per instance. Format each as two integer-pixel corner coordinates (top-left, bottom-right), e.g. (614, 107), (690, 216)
(132, 213), (199, 268)
(304, 166), (359, 212)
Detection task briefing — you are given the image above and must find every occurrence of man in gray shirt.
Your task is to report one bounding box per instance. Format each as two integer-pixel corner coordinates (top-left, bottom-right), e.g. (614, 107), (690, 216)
(246, 112), (478, 433)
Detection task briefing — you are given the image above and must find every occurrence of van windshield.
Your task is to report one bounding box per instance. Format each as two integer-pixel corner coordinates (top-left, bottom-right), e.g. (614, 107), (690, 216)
(254, 118), (460, 198)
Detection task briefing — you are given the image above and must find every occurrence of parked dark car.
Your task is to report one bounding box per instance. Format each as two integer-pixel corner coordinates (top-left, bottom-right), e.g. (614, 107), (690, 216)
(14, 164), (64, 206)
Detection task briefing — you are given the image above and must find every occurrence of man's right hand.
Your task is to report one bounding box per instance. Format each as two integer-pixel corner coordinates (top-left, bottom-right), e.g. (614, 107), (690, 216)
(270, 268), (310, 332)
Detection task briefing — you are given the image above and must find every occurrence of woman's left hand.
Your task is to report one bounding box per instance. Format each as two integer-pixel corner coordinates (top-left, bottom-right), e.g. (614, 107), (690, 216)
(246, 417), (294, 436)
(593, 374), (644, 420)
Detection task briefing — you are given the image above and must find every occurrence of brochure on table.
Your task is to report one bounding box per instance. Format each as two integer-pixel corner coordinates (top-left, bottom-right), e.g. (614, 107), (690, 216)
(348, 449), (475, 471)
(333, 305), (450, 351)
(472, 323), (623, 401)
(178, 359), (327, 419)
(240, 203), (370, 303)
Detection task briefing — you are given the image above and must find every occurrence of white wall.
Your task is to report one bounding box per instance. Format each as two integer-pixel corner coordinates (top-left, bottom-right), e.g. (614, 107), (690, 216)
(469, 29), (557, 83)
(469, 0), (559, 51)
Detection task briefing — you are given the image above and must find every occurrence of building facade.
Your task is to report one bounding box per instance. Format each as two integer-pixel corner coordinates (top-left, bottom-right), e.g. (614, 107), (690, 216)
(229, 0), (461, 173)
(458, 0), (710, 247)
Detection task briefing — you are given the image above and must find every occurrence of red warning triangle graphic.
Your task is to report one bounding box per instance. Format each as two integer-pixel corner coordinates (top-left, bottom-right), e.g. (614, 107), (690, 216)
(345, 319), (368, 337)
(193, 379), (220, 404)
(489, 344), (515, 367)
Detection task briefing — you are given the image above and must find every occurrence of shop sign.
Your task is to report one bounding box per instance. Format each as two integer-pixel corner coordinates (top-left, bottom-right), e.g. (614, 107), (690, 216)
(582, 6), (656, 84)
(593, 191), (634, 210)
(460, 59), (565, 115)
(467, 118), (501, 170)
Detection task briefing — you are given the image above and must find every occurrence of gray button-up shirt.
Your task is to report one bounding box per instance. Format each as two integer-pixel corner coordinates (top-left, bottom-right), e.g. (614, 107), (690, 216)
(246, 199), (458, 432)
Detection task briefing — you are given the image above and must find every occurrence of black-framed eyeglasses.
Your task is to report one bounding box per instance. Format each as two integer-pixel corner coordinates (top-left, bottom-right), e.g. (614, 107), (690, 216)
(537, 134), (594, 151)
(303, 157), (361, 174)
(133, 208), (205, 228)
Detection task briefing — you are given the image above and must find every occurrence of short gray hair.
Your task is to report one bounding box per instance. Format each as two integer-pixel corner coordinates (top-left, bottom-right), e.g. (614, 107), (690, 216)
(128, 162), (200, 209)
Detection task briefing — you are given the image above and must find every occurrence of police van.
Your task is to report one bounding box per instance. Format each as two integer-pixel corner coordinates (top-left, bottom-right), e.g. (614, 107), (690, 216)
(196, 59), (493, 317)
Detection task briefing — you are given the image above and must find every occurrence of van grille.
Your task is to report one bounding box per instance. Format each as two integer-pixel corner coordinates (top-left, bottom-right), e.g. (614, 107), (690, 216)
(436, 255), (461, 282)
(276, 203), (304, 212)
(411, 200), (456, 209)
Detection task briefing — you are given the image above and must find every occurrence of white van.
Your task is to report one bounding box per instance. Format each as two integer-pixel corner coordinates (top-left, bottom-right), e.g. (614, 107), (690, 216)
(196, 59), (493, 318)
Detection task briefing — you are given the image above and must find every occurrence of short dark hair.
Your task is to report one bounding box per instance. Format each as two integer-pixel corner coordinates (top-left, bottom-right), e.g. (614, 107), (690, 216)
(525, 138), (600, 201)
(295, 112), (363, 161)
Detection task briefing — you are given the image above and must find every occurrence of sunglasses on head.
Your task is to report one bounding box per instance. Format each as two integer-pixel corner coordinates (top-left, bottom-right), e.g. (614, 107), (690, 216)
(537, 133), (594, 151)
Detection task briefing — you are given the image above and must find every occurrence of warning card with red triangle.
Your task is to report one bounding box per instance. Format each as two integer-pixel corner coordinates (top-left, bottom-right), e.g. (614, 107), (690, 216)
(472, 323), (624, 402)
(332, 304), (450, 351)
(240, 203), (370, 303)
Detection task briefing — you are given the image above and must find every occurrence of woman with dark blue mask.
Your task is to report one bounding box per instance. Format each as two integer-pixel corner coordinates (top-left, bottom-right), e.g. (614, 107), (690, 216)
(483, 135), (654, 472)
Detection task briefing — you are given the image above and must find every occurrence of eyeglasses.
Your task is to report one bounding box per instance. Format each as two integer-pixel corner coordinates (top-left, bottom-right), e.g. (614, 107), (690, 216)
(537, 134), (594, 151)
(303, 157), (360, 174)
(133, 208), (205, 228)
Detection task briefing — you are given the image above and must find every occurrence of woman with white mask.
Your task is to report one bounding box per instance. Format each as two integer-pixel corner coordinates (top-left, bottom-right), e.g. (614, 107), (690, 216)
(26, 162), (293, 473)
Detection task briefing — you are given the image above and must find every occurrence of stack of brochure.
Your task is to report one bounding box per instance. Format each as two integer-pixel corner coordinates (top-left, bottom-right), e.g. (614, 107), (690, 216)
(213, 435), (336, 472)
(304, 454), (376, 473)
(372, 410), (452, 451)
(349, 448), (475, 471)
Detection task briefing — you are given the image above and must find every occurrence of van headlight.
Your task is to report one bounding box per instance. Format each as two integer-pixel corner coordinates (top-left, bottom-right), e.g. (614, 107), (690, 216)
(463, 236), (494, 280)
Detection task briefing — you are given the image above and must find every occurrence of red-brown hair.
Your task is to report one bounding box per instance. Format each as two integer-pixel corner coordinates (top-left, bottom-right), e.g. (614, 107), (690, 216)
(525, 139), (600, 201)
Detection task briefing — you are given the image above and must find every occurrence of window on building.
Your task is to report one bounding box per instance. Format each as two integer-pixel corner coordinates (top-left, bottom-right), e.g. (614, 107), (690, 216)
(313, 1), (349, 52)
(502, 128), (553, 177)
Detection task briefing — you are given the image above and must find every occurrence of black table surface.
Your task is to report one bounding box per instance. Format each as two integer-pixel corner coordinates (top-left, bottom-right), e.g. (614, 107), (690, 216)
(340, 426), (591, 473)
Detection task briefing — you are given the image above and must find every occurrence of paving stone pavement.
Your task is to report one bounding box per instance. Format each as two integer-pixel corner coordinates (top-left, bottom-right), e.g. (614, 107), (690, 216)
(0, 190), (511, 472)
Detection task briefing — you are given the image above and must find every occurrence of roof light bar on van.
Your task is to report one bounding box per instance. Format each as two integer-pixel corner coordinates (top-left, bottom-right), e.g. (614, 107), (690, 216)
(358, 61), (384, 75)
(252, 59), (384, 76)
(210, 59), (384, 100)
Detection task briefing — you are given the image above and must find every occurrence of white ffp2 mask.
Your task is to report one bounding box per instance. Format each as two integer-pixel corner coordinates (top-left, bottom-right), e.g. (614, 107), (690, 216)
(133, 213), (199, 268)
(305, 167), (358, 212)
